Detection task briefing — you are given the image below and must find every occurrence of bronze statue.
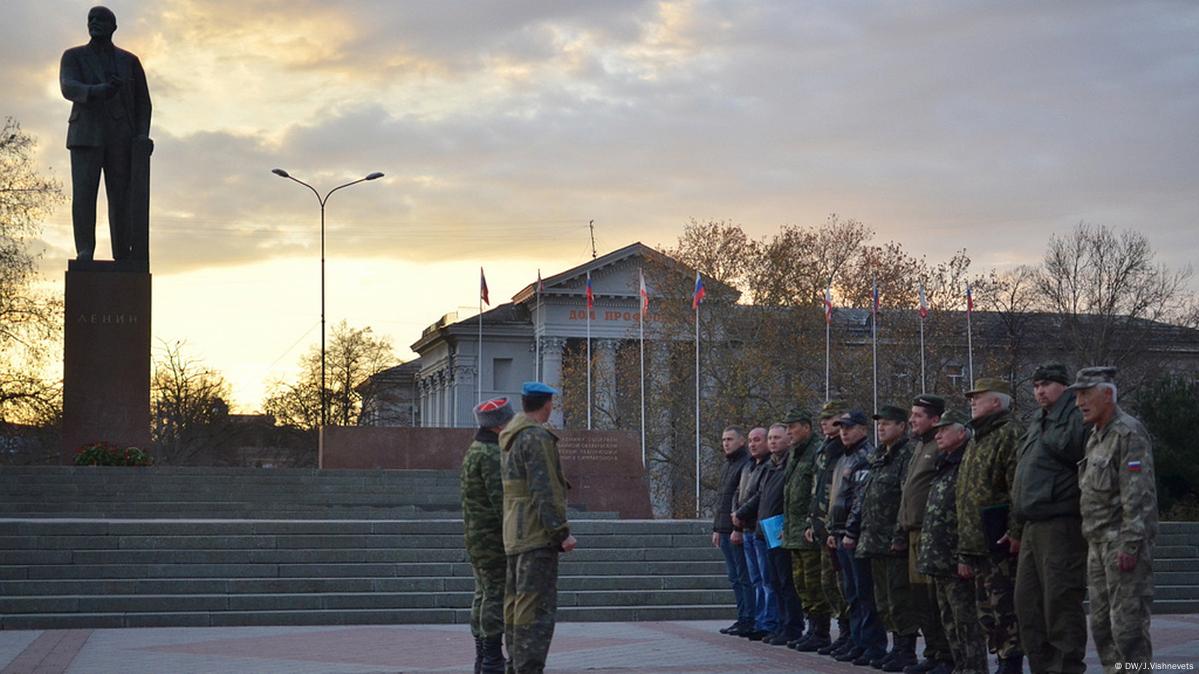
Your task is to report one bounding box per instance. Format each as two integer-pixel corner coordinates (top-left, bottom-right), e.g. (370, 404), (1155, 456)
(60, 6), (152, 263)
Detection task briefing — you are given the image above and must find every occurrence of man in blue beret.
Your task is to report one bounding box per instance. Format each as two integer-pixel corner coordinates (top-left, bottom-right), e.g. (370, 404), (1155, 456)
(500, 381), (576, 674)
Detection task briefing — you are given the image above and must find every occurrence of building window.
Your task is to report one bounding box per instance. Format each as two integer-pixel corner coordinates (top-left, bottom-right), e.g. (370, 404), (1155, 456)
(947, 365), (965, 389)
(493, 358), (513, 391)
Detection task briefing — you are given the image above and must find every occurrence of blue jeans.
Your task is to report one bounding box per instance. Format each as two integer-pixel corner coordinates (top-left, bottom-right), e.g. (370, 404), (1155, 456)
(719, 532), (755, 626)
(746, 532), (778, 633)
(836, 537), (887, 654)
(767, 546), (806, 639)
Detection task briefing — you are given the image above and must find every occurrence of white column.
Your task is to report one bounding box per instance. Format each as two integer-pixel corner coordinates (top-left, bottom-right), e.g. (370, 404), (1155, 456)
(541, 337), (566, 427)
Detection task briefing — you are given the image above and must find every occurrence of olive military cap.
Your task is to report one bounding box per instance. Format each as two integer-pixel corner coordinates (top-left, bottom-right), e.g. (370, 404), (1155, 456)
(873, 405), (908, 423)
(819, 400), (849, 419)
(1032, 363), (1071, 386)
(932, 409), (971, 429)
(966, 377), (1012, 398)
(1067, 366), (1118, 391)
(784, 406), (813, 424)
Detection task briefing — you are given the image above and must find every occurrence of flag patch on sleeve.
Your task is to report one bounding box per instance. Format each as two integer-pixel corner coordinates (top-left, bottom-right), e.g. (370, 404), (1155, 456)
(1127, 460), (1142, 472)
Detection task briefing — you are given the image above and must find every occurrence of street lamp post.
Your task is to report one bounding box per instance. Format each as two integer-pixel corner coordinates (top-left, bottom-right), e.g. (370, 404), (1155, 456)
(271, 169), (384, 458)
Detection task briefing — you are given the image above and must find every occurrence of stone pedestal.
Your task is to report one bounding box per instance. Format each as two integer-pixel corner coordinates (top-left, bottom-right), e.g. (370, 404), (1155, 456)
(62, 262), (152, 461)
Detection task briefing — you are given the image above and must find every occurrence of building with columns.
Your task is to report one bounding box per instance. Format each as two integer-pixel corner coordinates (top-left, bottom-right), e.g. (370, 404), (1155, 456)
(399, 242), (719, 428)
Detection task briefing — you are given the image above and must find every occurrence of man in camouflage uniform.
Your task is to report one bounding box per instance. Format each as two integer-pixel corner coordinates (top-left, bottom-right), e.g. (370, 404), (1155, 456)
(1072, 367), (1157, 672)
(802, 400), (852, 655)
(781, 406), (827, 650)
(894, 395), (952, 674)
(844, 405), (918, 671)
(1009, 364), (1089, 674)
(957, 378), (1023, 673)
(920, 410), (988, 674)
(461, 397), (517, 674)
(500, 382), (577, 674)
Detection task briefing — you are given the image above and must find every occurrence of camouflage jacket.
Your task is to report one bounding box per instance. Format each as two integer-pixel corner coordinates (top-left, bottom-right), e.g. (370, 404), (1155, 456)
(500, 413), (570, 555)
(895, 430), (939, 537)
(460, 430), (506, 568)
(830, 438), (872, 535)
(1079, 406), (1158, 555)
(808, 435), (846, 539)
(1010, 390), (1088, 539)
(782, 433), (822, 549)
(917, 442), (965, 577)
(848, 437), (913, 558)
(956, 410), (1021, 559)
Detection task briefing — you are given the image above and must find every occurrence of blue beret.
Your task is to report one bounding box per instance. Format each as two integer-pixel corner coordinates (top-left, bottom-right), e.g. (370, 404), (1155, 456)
(521, 381), (559, 396)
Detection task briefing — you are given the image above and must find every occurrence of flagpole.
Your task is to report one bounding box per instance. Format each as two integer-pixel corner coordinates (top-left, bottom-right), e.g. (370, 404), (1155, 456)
(639, 269), (647, 469)
(871, 277), (879, 422)
(478, 293), (483, 408)
(920, 313), (926, 394)
(966, 284), (975, 384)
(586, 274), (592, 430)
(535, 272), (542, 381)
(694, 299), (701, 519)
(825, 288), (831, 401)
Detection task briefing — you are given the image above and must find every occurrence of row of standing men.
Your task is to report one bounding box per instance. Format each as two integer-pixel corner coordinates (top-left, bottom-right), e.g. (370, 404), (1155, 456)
(711, 365), (1157, 674)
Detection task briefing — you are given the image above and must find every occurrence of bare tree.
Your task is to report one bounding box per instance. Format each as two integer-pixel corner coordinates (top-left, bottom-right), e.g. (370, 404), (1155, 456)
(1036, 223), (1194, 388)
(151, 340), (233, 463)
(264, 321), (398, 429)
(0, 118), (63, 425)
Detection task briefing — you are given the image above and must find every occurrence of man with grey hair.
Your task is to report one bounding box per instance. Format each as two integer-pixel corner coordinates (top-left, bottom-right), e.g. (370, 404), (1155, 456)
(957, 378), (1023, 674)
(1072, 367), (1157, 672)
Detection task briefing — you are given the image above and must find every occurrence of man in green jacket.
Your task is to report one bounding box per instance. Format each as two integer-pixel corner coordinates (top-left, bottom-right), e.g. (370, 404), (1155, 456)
(461, 397), (516, 674)
(801, 399), (852, 655)
(1009, 364), (1089, 674)
(500, 382), (577, 674)
(780, 406), (825, 650)
(957, 378), (1023, 674)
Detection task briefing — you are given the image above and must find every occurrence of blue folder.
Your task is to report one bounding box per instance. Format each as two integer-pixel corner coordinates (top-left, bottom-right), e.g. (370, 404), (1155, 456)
(759, 514), (785, 549)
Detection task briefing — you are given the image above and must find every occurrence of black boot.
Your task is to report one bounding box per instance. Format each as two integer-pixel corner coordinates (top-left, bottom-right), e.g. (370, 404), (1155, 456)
(480, 636), (505, 674)
(788, 618), (814, 649)
(884, 635), (919, 672)
(473, 637), (484, 674)
(820, 619), (851, 655)
(872, 633), (898, 669)
(904, 657), (940, 674)
(995, 653), (1024, 674)
(836, 646), (866, 663)
(796, 615), (831, 652)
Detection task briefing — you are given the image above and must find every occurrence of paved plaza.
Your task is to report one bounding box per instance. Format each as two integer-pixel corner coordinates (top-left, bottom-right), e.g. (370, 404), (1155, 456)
(2, 617), (1197, 674)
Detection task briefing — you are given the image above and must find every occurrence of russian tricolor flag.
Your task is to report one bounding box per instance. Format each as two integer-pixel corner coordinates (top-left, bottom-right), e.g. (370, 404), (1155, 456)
(692, 273), (706, 310)
(585, 271), (594, 309)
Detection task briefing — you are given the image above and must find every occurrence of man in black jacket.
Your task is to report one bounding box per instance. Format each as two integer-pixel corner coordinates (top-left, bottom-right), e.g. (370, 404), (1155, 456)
(1008, 364), (1089, 674)
(733, 427), (773, 639)
(743, 424), (806, 645)
(712, 426), (755, 636)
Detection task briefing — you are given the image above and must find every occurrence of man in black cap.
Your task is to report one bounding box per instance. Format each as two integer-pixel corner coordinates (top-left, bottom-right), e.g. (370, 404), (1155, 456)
(845, 405), (919, 671)
(461, 397), (517, 673)
(713, 426), (755, 636)
(1009, 364), (1089, 674)
(829, 410), (887, 665)
(894, 395), (952, 674)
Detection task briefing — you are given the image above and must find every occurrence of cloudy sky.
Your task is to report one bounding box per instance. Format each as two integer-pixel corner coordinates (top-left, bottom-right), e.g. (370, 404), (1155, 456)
(4, 0), (1197, 409)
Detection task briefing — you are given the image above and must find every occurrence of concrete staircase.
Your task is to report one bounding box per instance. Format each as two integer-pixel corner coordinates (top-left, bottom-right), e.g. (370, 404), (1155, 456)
(1, 467), (1196, 630)
(0, 518), (730, 629)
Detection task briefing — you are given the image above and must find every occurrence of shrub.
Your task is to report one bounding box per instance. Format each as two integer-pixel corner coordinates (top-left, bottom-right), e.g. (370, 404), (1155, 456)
(74, 442), (154, 467)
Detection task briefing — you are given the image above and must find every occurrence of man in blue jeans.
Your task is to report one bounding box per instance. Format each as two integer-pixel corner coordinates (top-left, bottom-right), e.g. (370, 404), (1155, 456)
(712, 426), (755, 636)
(733, 427), (775, 639)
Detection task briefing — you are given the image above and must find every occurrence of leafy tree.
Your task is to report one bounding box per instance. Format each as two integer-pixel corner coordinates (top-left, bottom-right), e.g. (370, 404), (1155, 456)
(1135, 375), (1199, 519)
(263, 321), (397, 429)
(0, 118), (63, 425)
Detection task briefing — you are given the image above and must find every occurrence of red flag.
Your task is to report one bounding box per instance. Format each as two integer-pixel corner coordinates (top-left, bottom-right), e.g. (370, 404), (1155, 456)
(823, 287), (833, 325)
(639, 268), (649, 316)
(480, 267), (489, 306)
(692, 273), (706, 310)
(966, 284), (974, 314)
(585, 271), (594, 309)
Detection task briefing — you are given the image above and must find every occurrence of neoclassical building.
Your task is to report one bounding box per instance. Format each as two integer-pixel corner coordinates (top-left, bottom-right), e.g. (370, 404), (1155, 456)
(404, 242), (710, 428)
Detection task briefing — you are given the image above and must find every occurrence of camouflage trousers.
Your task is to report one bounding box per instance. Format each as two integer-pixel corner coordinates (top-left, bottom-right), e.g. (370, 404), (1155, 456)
(504, 548), (559, 674)
(791, 548), (830, 617)
(1014, 518), (1087, 674)
(1087, 539), (1154, 674)
(908, 531), (951, 662)
(934, 575), (988, 674)
(871, 555), (920, 636)
(820, 545), (849, 622)
(974, 554), (1021, 658)
(470, 561), (506, 639)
